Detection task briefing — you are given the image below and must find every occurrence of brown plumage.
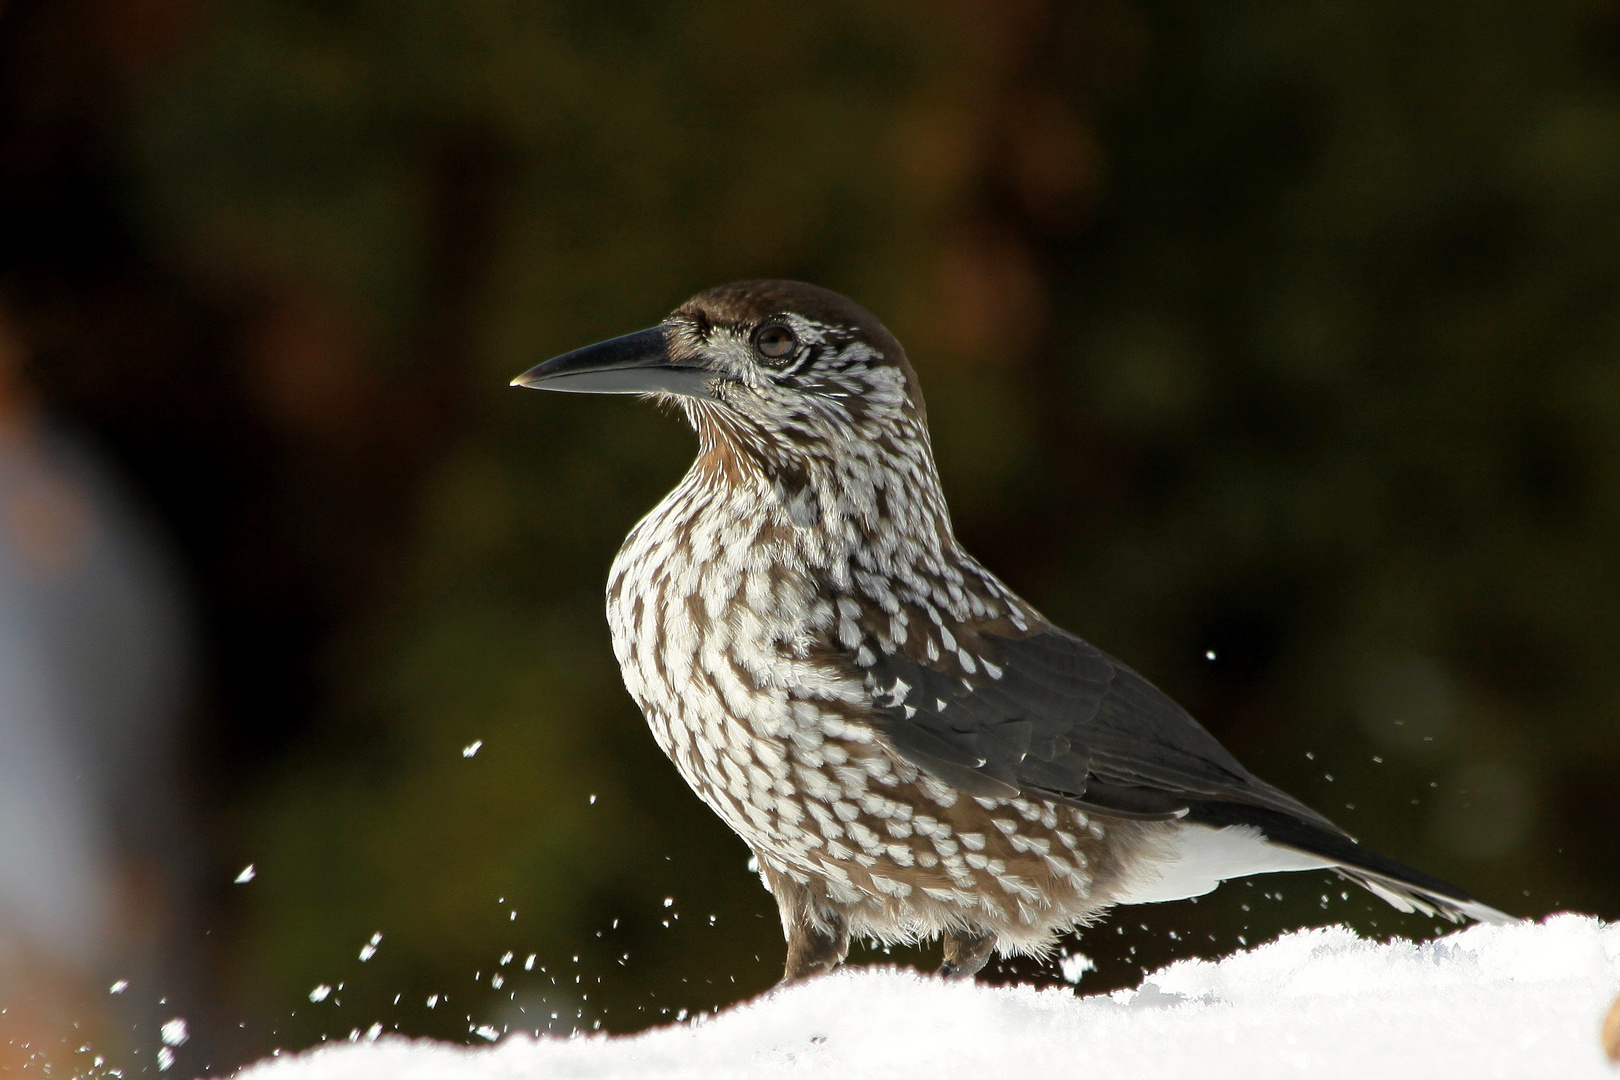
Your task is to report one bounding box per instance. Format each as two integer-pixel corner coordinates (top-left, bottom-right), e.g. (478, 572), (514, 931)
(513, 280), (1511, 982)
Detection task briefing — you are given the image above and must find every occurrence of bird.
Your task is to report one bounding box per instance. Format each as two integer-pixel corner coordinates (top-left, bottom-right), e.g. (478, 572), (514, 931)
(511, 280), (1512, 983)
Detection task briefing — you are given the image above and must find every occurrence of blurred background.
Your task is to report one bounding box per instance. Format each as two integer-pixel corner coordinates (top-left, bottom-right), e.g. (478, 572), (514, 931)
(2, 0), (1618, 1072)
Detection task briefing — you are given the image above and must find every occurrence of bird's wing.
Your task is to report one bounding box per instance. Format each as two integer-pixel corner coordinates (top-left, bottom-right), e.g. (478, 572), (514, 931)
(861, 622), (1341, 830)
(851, 616), (1512, 923)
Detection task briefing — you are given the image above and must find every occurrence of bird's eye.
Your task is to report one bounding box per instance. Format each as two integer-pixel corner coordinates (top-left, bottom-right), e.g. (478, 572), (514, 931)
(754, 324), (797, 363)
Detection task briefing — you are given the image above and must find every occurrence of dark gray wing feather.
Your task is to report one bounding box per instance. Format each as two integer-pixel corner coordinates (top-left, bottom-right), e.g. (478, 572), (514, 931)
(863, 625), (1511, 922)
(866, 626), (1340, 829)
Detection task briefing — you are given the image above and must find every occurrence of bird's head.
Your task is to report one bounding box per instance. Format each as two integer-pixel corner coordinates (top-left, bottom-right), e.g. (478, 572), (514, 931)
(512, 281), (929, 468)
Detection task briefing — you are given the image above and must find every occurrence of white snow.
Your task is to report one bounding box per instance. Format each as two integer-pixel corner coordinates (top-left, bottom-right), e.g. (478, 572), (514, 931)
(235, 915), (1620, 1080)
(1057, 950), (1095, 984)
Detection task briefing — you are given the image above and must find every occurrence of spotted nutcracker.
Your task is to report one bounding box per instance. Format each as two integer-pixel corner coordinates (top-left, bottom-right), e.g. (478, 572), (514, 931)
(512, 280), (1511, 982)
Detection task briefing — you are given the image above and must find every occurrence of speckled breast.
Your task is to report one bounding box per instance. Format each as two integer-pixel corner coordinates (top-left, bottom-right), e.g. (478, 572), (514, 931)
(605, 468), (854, 855)
(603, 469), (1133, 938)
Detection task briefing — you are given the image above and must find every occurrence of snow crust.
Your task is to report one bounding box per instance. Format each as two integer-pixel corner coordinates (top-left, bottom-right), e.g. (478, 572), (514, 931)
(236, 915), (1620, 1080)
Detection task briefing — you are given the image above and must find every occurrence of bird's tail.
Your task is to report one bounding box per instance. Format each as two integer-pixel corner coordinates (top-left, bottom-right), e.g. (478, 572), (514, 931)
(1188, 802), (1515, 925)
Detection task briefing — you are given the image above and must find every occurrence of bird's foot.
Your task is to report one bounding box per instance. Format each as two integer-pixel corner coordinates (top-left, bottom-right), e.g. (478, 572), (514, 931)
(938, 927), (997, 979)
(771, 871), (851, 985)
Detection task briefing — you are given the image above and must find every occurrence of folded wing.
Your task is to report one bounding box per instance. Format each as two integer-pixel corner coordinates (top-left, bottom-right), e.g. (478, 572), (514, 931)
(860, 623), (1510, 924)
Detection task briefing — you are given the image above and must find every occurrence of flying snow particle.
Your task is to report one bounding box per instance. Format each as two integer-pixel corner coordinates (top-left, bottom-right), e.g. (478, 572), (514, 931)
(158, 1047), (175, 1072)
(160, 1019), (189, 1047)
(109, 980), (128, 995)
(746, 854), (759, 873)
(491, 974), (504, 990)
(235, 864), (256, 883)
(500, 952), (514, 965)
(310, 985), (332, 1003)
(524, 954), (536, 971)
(1059, 952), (1096, 985)
(589, 794), (597, 804)
(475, 1026), (499, 1042)
(359, 932), (383, 961)
(462, 740), (482, 758)
(427, 995), (439, 1009)
(663, 897), (674, 908)
(1205, 650), (1216, 660)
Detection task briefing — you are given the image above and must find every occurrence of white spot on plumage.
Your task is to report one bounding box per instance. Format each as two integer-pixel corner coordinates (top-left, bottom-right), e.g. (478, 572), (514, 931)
(847, 821), (882, 851)
(869, 875), (911, 898)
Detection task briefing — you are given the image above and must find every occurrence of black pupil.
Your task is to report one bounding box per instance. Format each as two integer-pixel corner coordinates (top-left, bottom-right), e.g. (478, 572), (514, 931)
(758, 326), (794, 359)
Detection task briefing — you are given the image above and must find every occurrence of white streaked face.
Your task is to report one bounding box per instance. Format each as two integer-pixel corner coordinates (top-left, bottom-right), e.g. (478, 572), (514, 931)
(665, 309), (913, 438)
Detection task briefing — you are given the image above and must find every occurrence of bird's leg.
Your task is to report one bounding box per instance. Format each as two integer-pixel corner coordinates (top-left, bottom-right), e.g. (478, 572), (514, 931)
(939, 926), (997, 979)
(782, 909), (849, 983)
(764, 866), (850, 983)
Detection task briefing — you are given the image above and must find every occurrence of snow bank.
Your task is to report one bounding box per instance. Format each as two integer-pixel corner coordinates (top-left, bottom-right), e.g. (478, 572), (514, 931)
(237, 915), (1620, 1080)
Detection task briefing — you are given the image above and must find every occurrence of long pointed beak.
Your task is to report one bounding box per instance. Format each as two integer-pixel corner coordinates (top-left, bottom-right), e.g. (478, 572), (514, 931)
(510, 326), (719, 399)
